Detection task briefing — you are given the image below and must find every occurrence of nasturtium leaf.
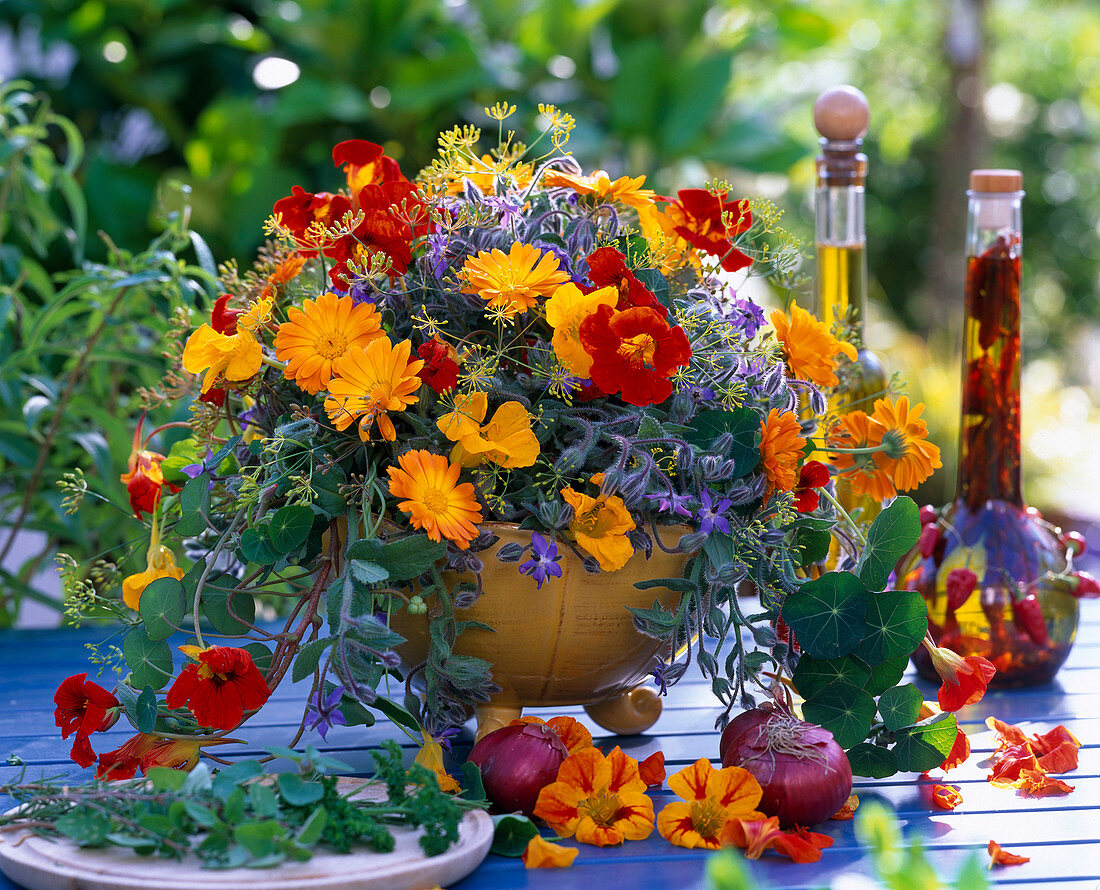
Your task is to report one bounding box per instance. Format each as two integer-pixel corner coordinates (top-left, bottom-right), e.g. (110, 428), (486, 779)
(292, 637), (335, 683)
(490, 814), (539, 857)
(202, 587), (256, 634)
(893, 711), (959, 773)
(268, 505), (313, 554)
(866, 654), (911, 695)
(138, 576), (186, 641)
(175, 474), (211, 536)
(877, 683), (924, 732)
(346, 535), (447, 581)
(147, 767), (188, 792)
(296, 807), (327, 845)
(801, 680), (877, 749)
(312, 467), (347, 518)
(239, 526), (278, 565)
(855, 497), (921, 591)
(682, 408), (760, 477)
(793, 527), (832, 567)
(781, 571), (868, 659)
(123, 628), (173, 691)
(243, 642), (273, 675)
(846, 743), (900, 779)
(276, 773), (325, 807)
(234, 820), (285, 857)
(791, 653), (872, 699)
(855, 589), (927, 665)
(135, 685), (158, 734)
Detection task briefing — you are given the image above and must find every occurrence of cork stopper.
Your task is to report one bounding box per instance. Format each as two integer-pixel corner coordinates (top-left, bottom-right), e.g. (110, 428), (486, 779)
(969, 169), (1023, 193)
(813, 86), (870, 141)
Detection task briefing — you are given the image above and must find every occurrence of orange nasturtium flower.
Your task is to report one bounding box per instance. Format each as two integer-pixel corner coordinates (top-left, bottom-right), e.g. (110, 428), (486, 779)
(523, 835), (579, 869)
(720, 816), (834, 863)
(656, 758), (765, 850)
(770, 302), (857, 388)
(459, 242), (570, 320)
(122, 515), (185, 611)
(413, 729), (461, 794)
(120, 417), (179, 518)
(182, 296), (271, 394)
(436, 391), (540, 469)
(533, 746), (655, 847)
(385, 450), (483, 550)
(324, 336), (424, 442)
(544, 282), (618, 377)
(922, 641), (997, 711)
(988, 840), (1030, 867)
(543, 168), (657, 209)
(759, 408), (807, 494)
(96, 733), (210, 780)
(166, 645), (271, 731)
(274, 292), (383, 394)
(560, 484), (636, 572)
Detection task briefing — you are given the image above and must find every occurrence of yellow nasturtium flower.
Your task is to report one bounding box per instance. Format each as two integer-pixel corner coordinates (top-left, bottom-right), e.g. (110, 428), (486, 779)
(436, 391), (540, 469)
(544, 283), (617, 377)
(182, 296), (272, 393)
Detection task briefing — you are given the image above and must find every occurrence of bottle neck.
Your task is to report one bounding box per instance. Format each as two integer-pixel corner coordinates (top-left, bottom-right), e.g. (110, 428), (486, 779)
(814, 181), (868, 334)
(957, 190), (1024, 508)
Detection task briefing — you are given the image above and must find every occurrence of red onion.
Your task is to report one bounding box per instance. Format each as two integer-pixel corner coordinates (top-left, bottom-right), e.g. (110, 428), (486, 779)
(720, 707), (852, 827)
(468, 722), (569, 815)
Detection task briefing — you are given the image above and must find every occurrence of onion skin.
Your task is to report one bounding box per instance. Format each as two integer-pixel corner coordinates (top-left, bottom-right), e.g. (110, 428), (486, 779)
(720, 708), (853, 828)
(468, 722), (569, 815)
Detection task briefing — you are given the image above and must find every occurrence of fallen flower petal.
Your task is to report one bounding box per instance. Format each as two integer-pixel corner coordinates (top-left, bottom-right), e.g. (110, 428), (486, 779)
(941, 725), (971, 772)
(830, 794), (859, 821)
(988, 840), (1030, 866)
(1036, 740), (1079, 774)
(720, 816), (832, 863)
(639, 751), (666, 787)
(1016, 769), (1074, 797)
(986, 716), (1029, 752)
(523, 835), (579, 868)
(988, 744), (1041, 785)
(1030, 724), (1081, 757)
(931, 784), (963, 810)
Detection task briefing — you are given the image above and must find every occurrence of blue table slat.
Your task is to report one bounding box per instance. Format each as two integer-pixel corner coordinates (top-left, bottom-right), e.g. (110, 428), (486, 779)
(1, 600), (1098, 888)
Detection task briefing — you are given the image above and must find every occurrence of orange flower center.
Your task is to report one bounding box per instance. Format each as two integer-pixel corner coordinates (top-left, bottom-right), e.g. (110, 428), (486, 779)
(314, 331), (349, 360)
(690, 799), (726, 839)
(579, 790), (622, 827)
(618, 332), (657, 367)
(421, 487), (450, 515)
(574, 502), (614, 536)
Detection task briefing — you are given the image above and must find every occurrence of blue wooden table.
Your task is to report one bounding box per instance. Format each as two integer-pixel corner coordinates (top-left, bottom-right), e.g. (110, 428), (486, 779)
(2, 598), (1098, 889)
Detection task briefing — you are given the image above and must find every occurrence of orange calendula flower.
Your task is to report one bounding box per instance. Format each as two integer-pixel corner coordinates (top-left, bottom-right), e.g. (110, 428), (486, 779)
(120, 418), (179, 518)
(988, 840), (1030, 866)
(867, 396), (942, 492)
(922, 641), (997, 711)
(931, 784), (963, 810)
(385, 450), (483, 550)
(544, 282), (618, 377)
(523, 834), (579, 868)
(770, 302), (857, 387)
(122, 516), (185, 611)
(543, 168), (657, 208)
(324, 337), (424, 441)
(720, 816), (834, 863)
(437, 391), (540, 469)
(182, 296), (271, 394)
(165, 645), (271, 731)
(460, 242), (570, 319)
(759, 408), (807, 494)
(560, 485), (636, 571)
(274, 292), (384, 394)
(413, 729), (461, 794)
(656, 758), (765, 850)
(533, 745), (655, 847)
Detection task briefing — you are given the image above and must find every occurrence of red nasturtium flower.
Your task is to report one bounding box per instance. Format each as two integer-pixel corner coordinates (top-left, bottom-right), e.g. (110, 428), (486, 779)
(578, 305), (692, 407)
(332, 139), (406, 197)
(54, 673), (119, 768)
(922, 641), (997, 711)
(272, 186), (353, 256)
(792, 460), (831, 512)
(416, 337), (461, 394)
(120, 417), (180, 518)
(166, 645), (270, 731)
(96, 734), (206, 780)
(584, 246), (667, 317)
(719, 816), (834, 863)
(666, 189), (753, 272)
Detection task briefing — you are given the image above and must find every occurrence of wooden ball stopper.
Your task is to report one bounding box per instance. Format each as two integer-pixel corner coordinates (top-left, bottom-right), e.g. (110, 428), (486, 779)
(814, 86), (869, 141)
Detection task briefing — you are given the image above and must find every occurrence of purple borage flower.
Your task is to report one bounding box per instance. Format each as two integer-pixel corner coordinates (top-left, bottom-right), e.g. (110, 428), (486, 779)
(518, 532), (563, 589)
(697, 488), (733, 536)
(305, 686), (348, 741)
(646, 490), (693, 519)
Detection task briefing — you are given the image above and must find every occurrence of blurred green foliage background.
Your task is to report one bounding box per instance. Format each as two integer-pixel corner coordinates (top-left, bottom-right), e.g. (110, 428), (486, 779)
(2, 0), (1098, 621)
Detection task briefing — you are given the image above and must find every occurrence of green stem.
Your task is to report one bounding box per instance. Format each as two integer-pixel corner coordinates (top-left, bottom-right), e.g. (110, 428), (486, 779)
(819, 487), (868, 548)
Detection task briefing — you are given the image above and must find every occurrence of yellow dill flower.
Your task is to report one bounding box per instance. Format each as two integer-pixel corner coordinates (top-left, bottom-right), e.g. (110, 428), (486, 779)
(460, 242), (569, 320)
(544, 169), (657, 209)
(544, 283), (618, 377)
(324, 337), (424, 442)
(769, 302), (857, 388)
(386, 450), (483, 550)
(274, 292), (384, 394)
(445, 153), (534, 196)
(437, 392), (540, 469)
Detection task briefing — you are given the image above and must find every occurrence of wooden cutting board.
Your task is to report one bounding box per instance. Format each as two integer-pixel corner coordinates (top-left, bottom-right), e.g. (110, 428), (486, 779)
(0, 780), (494, 890)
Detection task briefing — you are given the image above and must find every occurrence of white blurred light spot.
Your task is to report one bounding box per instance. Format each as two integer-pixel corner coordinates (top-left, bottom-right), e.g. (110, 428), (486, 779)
(983, 82), (1024, 123)
(1048, 98), (1081, 133)
(103, 40), (127, 63)
(849, 19), (880, 51)
(229, 16), (255, 41)
(253, 56), (300, 90)
(370, 86), (391, 108)
(547, 55), (576, 79)
(277, 1), (302, 21)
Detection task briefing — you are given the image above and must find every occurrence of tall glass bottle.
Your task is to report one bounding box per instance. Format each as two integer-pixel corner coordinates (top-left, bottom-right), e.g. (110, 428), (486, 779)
(901, 170), (1079, 685)
(812, 87), (888, 520)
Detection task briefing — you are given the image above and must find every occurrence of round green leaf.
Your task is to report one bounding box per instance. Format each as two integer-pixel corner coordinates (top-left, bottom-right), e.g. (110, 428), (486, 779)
(202, 587), (256, 634)
(855, 589), (927, 664)
(866, 654), (911, 695)
(243, 642), (273, 675)
(801, 680), (877, 749)
(490, 815), (539, 857)
(893, 712), (959, 773)
(138, 576), (186, 641)
(239, 526), (278, 565)
(781, 571), (868, 659)
(268, 505), (313, 554)
(847, 743), (899, 779)
(791, 653), (871, 699)
(135, 685), (159, 733)
(855, 496), (921, 591)
(276, 773), (324, 806)
(123, 627), (174, 691)
(877, 682), (924, 732)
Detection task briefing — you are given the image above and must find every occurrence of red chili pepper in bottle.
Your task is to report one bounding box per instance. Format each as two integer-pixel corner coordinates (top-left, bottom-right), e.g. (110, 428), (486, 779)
(1012, 594), (1048, 647)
